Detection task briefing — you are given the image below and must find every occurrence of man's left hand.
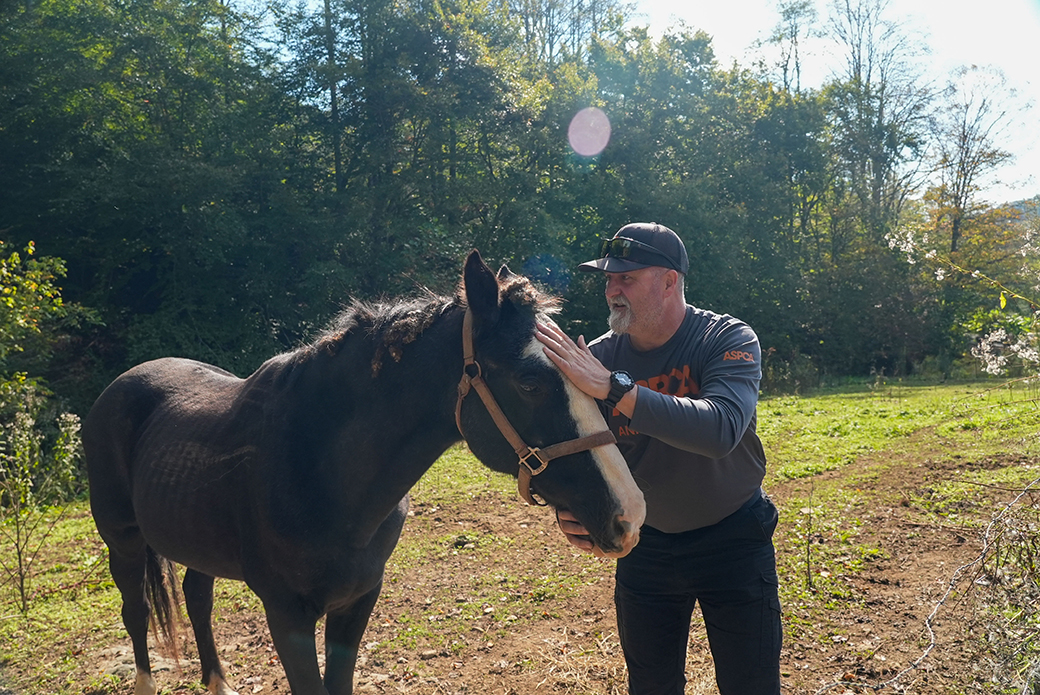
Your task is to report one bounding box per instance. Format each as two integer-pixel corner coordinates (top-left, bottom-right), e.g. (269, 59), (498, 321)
(536, 321), (611, 400)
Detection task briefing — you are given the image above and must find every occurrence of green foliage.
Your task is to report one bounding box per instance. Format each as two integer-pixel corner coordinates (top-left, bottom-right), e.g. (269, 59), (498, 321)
(0, 242), (87, 612)
(761, 350), (820, 394)
(889, 198), (1039, 379)
(778, 487), (886, 610)
(0, 243), (69, 371)
(0, 379), (83, 507)
(0, 241), (85, 508)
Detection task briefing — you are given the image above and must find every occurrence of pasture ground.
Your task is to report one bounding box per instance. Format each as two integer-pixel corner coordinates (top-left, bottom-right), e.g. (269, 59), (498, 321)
(2, 380), (1039, 694)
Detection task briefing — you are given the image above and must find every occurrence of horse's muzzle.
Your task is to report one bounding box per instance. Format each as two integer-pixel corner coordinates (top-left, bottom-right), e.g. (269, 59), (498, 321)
(593, 517), (641, 559)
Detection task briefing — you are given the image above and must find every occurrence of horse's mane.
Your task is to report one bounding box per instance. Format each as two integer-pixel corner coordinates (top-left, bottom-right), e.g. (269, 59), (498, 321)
(304, 272), (560, 377)
(495, 273), (560, 315)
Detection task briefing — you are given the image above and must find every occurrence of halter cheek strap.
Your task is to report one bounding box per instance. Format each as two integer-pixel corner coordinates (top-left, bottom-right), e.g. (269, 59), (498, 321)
(455, 309), (617, 506)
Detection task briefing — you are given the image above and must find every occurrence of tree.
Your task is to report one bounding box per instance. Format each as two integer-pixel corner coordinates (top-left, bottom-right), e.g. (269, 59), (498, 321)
(508, 0), (630, 67)
(762, 0), (818, 94)
(1, 0), (323, 386)
(886, 195), (1037, 377)
(824, 0), (930, 244)
(930, 65), (1016, 252)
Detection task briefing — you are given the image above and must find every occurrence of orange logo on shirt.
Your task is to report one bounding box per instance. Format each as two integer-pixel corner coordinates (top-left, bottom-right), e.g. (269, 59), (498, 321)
(611, 366), (700, 425)
(723, 350), (755, 362)
(642, 365), (699, 398)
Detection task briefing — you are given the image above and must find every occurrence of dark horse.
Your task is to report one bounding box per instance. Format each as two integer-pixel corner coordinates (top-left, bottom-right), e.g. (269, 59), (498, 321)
(84, 251), (645, 695)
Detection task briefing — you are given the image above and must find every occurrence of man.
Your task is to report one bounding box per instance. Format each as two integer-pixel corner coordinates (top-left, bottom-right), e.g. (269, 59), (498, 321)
(536, 222), (782, 695)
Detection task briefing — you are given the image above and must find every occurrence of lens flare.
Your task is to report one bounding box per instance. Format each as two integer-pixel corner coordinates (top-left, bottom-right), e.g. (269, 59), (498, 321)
(567, 107), (611, 157)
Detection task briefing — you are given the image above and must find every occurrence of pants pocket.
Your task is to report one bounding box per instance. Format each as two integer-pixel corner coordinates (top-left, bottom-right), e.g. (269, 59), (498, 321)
(751, 494), (779, 540)
(759, 571), (782, 668)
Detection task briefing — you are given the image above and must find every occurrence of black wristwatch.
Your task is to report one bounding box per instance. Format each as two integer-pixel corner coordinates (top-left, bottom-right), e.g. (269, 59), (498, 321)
(603, 370), (635, 409)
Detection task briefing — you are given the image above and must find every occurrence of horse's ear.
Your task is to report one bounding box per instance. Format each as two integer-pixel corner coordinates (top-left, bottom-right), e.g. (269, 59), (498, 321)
(463, 250), (501, 324)
(496, 264), (515, 281)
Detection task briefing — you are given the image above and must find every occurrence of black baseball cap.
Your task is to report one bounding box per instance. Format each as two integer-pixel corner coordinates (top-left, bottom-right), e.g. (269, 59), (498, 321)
(578, 223), (689, 274)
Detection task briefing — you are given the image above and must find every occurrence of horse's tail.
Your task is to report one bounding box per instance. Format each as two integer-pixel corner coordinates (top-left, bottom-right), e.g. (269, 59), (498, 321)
(145, 546), (182, 659)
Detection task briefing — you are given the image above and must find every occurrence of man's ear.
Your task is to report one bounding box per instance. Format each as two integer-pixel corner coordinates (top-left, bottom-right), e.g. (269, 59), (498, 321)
(663, 268), (680, 293)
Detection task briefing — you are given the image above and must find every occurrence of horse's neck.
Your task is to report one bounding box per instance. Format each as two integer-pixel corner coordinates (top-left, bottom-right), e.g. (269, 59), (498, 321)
(369, 300), (465, 434)
(367, 302), (466, 449)
(291, 303), (469, 546)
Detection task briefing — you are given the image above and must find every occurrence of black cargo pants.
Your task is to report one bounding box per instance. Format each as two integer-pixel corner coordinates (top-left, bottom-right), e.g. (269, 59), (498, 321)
(614, 491), (782, 695)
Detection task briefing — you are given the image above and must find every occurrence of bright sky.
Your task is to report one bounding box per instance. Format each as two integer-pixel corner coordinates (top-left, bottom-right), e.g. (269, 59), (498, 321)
(631, 0), (1040, 204)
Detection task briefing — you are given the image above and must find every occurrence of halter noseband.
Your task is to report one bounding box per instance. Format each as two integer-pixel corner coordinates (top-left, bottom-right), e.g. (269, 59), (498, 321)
(455, 309), (617, 506)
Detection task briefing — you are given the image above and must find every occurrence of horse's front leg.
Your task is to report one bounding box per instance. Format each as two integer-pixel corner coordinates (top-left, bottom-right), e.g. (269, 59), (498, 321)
(264, 602), (325, 695)
(323, 581), (383, 695)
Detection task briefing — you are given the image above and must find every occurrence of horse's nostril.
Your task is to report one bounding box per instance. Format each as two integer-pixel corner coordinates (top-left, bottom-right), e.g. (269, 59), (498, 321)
(592, 517), (641, 558)
(616, 518), (641, 548)
(614, 518), (637, 544)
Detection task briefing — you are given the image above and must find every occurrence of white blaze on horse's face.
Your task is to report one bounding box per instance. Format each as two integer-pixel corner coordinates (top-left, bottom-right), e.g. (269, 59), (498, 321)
(524, 327), (645, 558)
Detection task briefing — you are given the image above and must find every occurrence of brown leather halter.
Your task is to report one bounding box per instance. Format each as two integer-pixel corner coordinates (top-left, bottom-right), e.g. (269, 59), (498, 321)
(455, 309), (617, 506)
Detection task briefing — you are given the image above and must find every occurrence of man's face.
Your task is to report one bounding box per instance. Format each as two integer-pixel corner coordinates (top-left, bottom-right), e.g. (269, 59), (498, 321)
(604, 266), (667, 336)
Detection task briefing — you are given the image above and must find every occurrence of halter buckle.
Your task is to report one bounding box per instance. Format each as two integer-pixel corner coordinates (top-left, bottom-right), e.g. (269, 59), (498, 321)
(518, 447), (549, 476)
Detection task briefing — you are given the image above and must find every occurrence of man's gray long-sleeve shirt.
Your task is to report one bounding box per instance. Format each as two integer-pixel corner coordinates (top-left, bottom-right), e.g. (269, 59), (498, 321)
(589, 305), (767, 533)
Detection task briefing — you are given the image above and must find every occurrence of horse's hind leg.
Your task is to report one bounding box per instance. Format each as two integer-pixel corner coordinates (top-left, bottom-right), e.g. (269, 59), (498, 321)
(183, 569), (239, 695)
(323, 581), (382, 695)
(108, 545), (157, 695)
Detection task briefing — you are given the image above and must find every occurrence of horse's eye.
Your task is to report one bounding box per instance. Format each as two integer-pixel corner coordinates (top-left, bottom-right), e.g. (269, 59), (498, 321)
(518, 379), (541, 395)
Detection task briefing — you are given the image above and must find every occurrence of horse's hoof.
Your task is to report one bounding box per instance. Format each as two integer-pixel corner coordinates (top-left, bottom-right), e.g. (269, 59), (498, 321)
(133, 669), (157, 695)
(208, 674), (240, 695)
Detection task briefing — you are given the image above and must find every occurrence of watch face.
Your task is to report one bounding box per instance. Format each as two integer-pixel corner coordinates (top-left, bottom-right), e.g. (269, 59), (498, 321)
(614, 371), (634, 388)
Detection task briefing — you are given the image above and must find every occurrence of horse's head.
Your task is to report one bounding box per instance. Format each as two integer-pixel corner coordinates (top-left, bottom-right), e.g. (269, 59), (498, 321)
(457, 250), (645, 558)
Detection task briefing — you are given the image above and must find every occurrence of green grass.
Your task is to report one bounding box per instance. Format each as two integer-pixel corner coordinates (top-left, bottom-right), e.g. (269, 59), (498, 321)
(0, 505), (122, 694)
(760, 379), (1040, 479)
(409, 443), (518, 505)
(775, 484), (887, 617)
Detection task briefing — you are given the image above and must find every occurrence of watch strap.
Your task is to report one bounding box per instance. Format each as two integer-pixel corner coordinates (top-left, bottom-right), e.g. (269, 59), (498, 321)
(604, 371), (634, 409)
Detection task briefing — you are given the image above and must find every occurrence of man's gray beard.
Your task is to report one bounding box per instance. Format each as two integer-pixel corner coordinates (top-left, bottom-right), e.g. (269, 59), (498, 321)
(608, 305), (632, 334)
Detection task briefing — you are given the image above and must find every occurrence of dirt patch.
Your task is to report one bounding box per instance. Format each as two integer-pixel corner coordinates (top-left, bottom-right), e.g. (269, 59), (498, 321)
(15, 443), (1040, 695)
